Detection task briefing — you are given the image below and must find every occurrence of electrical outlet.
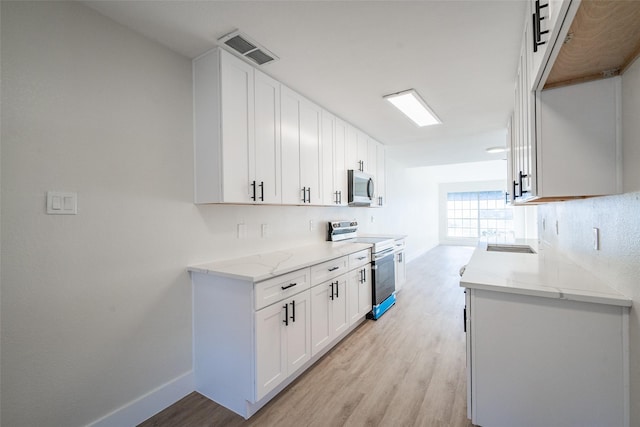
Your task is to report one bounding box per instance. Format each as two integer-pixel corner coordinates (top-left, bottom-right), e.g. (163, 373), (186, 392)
(555, 220), (559, 235)
(593, 227), (600, 250)
(309, 220), (314, 231)
(261, 223), (268, 238)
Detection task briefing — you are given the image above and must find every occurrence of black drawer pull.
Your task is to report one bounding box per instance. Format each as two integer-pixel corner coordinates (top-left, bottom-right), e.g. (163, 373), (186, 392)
(281, 283), (297, 290)
(328, 266), (340, 272)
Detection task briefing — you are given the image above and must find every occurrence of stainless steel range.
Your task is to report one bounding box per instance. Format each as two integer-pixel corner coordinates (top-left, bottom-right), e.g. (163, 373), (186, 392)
(328, 221), (396, 319)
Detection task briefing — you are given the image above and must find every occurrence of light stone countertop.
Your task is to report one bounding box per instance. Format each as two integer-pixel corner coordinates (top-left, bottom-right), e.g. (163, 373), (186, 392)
(188, 241), (373, 283)
(460, 240), (632, 307)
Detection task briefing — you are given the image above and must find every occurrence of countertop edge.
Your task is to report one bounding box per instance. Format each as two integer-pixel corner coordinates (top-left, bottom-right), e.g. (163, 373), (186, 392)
(187, 242), (373, 283)
(460, 280), (632, 308)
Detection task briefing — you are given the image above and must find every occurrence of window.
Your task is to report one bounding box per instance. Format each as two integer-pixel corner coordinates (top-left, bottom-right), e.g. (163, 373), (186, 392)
(446, 191), (514, 241)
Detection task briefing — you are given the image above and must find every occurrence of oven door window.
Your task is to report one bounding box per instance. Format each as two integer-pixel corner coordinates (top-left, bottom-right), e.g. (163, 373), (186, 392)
(373, 253), (395, 305)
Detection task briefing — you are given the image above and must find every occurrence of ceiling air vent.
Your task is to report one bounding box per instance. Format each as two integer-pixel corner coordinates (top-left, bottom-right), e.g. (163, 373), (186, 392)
(218, 30), (279, 66)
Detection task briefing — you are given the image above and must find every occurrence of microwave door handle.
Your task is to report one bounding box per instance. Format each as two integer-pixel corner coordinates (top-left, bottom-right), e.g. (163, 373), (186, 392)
(367, 178), (374, 199)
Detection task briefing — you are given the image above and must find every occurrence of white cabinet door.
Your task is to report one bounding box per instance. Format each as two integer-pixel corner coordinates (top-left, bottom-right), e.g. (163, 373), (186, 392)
(311, 282), (332, 356)
(194, 48), (254, 204)
(358, 265), (372, 318)
(286, 291), (312, 373)
(345, 124), (359, 172)
(253, 70), (281, 204)
(333, 118), (348, 206)
(356, 130), (368, 172)
(219, 51), (254, 203)
(281, 86), (302, 205)
(255, 289), (311, 400)
(281, 86), (321, 205)
(395, 251), (406, 292)
(348, 265), (372, 324)
(299, 98), (322, 205)
(367, 138), (378, 178)
(332, 277), (349, 337)
(311, 276), (348, 356)
(320, 110), (336, 206)
(255, 301), (287, 400)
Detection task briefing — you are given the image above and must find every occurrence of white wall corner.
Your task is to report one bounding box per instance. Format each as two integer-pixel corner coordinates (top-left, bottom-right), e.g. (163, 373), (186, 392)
(87, 371), (194, 427)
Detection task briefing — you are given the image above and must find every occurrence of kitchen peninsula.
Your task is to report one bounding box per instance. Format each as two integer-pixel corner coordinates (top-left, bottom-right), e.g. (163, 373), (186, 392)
(461, 242), (631, 427)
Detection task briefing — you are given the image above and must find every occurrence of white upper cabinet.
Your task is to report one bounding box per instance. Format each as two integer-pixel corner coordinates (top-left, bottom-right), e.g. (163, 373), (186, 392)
(333, 118), (348, 206)
(321, 113), (348, 206)
(375, 142), (386, 207)
(535, 77), (621, 199)
(193, 47), (386, 207)
(281, 86), (321, 205)
(253, 70), (282, 204)
(194, 48), (254, 204)
(510, 2), (622, 203)
(194, 49), (281, 204)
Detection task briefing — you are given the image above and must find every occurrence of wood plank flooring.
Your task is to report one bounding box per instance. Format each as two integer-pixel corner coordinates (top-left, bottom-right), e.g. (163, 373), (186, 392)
(139, 245), (476, 427)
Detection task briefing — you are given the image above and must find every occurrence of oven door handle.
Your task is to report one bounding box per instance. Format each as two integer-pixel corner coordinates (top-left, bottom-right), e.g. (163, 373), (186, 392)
(373, 248), (395, 262)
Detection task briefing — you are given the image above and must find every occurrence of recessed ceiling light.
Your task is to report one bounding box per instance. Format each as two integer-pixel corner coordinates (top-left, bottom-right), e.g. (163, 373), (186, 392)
(383, 89), (441, 127)
(486, 146), (507, 154)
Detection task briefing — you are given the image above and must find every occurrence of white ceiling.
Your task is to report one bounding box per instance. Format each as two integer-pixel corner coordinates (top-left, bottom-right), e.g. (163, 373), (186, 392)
(84, 0), (527, 167)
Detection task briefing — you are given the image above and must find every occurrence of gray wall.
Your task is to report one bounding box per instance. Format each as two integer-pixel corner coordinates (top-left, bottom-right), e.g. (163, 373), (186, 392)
(538, 56), (640, 425)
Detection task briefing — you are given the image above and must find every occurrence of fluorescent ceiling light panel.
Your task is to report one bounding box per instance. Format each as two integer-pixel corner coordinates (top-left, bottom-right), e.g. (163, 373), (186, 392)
(384, 89), (441, 127)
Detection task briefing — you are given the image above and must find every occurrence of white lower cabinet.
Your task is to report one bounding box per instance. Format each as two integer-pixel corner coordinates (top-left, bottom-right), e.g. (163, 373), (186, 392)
(348, 265), (372, 324)
(191, 247), (373, 419)
(465, 288), (629, 427)
(311, 275), (348, 356)
(255, 289), (311, 401)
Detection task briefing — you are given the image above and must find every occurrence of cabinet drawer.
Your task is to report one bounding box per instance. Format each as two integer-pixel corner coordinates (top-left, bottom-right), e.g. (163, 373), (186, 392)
(255, 268), (311, 310)
(348, 249), (371, 270)
(311, 256), (348, 286)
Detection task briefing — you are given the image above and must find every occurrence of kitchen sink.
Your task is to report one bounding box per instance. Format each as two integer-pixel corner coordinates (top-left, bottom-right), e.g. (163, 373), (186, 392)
(486, 244), (536, 254)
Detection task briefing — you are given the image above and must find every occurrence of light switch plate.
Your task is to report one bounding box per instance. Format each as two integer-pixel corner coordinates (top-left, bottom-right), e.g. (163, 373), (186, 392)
(593, 227), (600, 250)
(46, 191), (77, 215)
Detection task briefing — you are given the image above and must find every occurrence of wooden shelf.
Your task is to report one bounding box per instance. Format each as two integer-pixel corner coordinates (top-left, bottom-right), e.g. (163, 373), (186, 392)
(544, 0), (640, 89)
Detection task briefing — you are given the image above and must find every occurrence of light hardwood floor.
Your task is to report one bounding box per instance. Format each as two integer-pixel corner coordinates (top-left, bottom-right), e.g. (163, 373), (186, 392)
(139, 245), (476, 427)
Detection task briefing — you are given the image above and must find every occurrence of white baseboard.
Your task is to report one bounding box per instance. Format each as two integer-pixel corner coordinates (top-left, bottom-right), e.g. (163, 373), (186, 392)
(88, 371), (194, 427)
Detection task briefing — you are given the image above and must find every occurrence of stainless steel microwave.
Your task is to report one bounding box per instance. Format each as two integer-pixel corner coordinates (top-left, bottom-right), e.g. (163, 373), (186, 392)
(348, 170), (374, 206)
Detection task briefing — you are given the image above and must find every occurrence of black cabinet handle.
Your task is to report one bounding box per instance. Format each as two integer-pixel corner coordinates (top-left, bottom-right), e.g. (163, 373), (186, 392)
(328, 266), (339, 272)
(307, 187), (311, 203)
(251, 180), (257, 201)
(512, 180), (519, 200)
(463, 307), (467, 333)
(330, 282), (334, 300)
(259, 181), (264, 201)
(290, 300), (295, 323)
(281, 283), (297, 290)
(532, 0), (549, 53)
(283, 304), (289, 326)
(518, 171), (528, 196)
(301, 187), (306, 203)
(339, 191), (342, 204)
(335, 281), (339, 298)
(334, 191), (339, 204)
